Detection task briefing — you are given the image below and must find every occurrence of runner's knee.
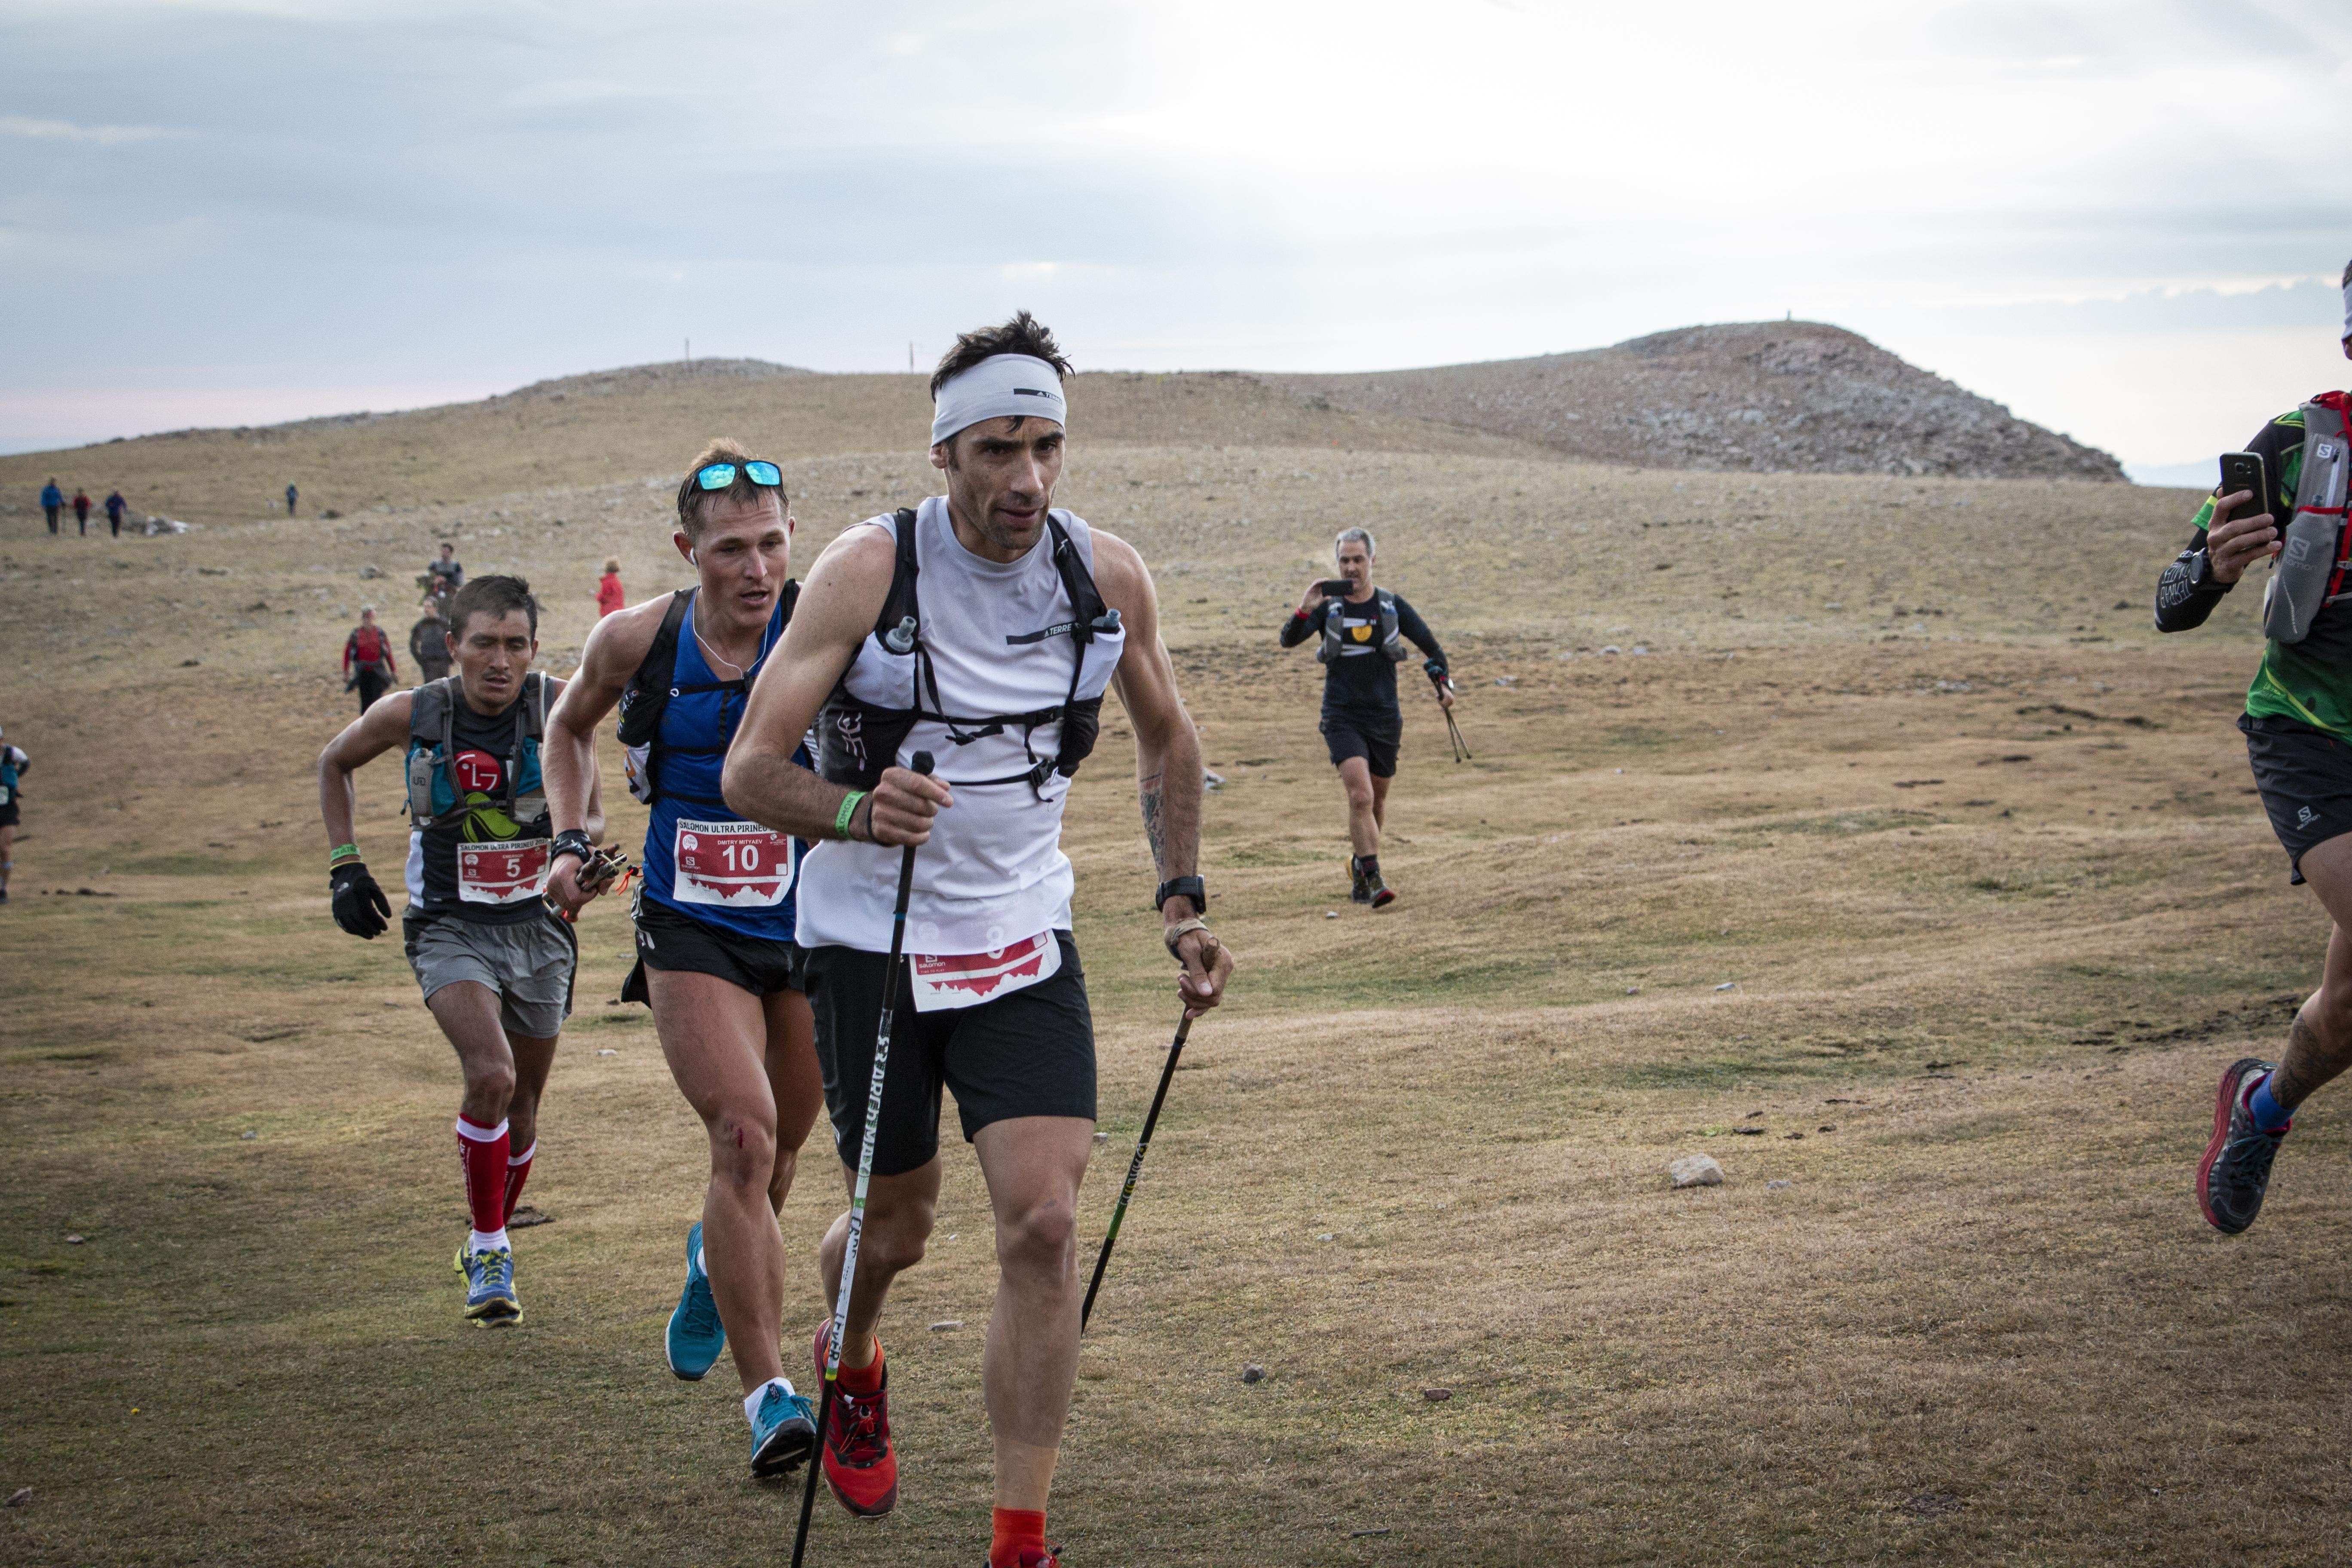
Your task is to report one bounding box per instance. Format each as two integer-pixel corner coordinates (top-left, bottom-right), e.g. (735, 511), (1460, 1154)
(462, 1057), (517, 1105)
(709, 1111), (778, 1191)
(995, 1196), (1078, 1279)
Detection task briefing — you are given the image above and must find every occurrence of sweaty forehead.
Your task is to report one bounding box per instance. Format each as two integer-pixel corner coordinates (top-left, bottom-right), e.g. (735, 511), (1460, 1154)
(464, 610), (535, 641)
(700, 492), (788, 538)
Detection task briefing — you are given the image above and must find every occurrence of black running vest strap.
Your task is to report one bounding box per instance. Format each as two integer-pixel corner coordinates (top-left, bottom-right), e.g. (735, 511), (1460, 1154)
(616, 581), (799, 806)
(405, 672), (548, 827)
(817, 508), (1119, 793)
(1317, 589), (1408, 664)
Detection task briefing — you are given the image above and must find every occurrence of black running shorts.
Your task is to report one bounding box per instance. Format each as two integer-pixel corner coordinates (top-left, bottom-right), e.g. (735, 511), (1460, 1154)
(0, 802), (17, 829)
(2241, 712), (2352, 884)
(803, 931), (1095, 1176)
(1321, 715), (1401, 778)
(625, 891), (808, 1001)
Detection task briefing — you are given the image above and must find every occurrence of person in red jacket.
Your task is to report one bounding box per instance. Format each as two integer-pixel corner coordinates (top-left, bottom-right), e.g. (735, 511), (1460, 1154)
(344, 606), (400, 713)
(594, 557), (625, 618)
(71, 489), (92, 536)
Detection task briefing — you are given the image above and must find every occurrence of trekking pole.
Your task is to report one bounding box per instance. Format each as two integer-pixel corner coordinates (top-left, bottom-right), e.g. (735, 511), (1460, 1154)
(791, 752), (933, 1568)
(1080, 1012), (1194, 1333)
(1427, 663), (1469, 763)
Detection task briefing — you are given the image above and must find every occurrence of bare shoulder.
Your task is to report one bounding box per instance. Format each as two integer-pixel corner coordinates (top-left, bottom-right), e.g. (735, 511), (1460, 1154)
(1081, 526), (1155, 611)
(795, 519), (899, 634)
(579, 592), (674, 679)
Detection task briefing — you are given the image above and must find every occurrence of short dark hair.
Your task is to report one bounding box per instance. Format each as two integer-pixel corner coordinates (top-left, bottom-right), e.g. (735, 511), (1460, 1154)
(2342, 258), (2351, 289)
(674, 437), (786, 542)
(448, 574), (538, 641)
(929, 311), (1073, 399)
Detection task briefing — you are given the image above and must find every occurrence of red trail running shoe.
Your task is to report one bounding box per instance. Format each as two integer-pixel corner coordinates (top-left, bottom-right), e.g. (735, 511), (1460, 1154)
(812, 1321), (898, 1516)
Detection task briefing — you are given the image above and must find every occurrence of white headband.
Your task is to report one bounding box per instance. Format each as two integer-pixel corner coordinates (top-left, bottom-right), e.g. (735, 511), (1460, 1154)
(2341, 280), (2350, 339)
(930, 354), (1067, 445)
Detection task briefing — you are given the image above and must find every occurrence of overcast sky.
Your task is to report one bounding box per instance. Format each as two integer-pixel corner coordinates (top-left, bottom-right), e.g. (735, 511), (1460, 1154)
(3, 0), (2348, 472)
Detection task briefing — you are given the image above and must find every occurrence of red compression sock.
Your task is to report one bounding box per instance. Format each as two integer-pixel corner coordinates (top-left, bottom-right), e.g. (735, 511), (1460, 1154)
(456, 1115), (510, 1238)
(503, 1140), (536, 1220)
(989, 1508), (1047, 1568)
(836, 1336), (885, 1395)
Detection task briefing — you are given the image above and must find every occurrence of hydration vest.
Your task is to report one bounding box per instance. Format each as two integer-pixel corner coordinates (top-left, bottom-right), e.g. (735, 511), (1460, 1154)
(404, 673), (548, 828)
(2263, 396), (2352, 646)
(0, 745), (21, 806)
(1317, 589), (1409, 665)
(818, 508), (1121, 795)
(616, 582), (798, 807)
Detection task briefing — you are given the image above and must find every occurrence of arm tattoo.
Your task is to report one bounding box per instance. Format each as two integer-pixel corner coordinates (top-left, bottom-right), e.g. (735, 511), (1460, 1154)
(1140, 771), (1167, 876)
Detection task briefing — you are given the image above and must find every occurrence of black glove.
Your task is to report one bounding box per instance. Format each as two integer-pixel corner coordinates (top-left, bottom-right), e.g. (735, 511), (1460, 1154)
(331, 862), (391, 939)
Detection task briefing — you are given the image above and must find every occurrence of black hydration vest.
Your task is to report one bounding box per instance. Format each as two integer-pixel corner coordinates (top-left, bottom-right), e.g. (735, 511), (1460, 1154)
(404, 672), (548, 829)
(615, 581), (799, 808)
(817, 508), (1121, 794)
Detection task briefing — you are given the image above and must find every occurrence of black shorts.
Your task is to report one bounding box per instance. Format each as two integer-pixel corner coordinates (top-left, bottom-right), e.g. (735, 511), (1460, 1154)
(624, 892), (808, 1002)
(1321, 715), (1400, 778)
(0, 803), (17, 830)
(2242, 713), (2352, 884)
(804, 931), (1094, 1176)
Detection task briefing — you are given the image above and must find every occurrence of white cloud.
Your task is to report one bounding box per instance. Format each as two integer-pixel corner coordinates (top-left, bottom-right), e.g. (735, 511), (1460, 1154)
(0, 114), (177, 145)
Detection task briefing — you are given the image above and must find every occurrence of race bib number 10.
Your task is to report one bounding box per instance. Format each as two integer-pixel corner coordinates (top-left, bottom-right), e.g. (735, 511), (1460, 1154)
(674, 818), (796, 908)
(457, 839), (550, 904)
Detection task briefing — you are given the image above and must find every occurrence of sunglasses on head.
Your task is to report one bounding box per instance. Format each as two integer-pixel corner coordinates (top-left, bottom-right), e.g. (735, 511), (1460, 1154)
(694, 460), (783, 490)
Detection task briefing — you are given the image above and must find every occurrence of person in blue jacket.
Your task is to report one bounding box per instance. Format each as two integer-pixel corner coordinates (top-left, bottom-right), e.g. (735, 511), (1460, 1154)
(40, 480), (61, 535)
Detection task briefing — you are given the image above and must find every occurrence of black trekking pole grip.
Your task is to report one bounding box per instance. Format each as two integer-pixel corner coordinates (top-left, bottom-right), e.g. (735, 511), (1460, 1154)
(1081, 1012), (1194, 1332)
(791, 748), (935, 1568)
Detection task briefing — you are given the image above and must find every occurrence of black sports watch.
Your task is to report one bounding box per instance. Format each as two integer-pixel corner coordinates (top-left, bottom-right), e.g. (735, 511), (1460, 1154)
(1154, 876), (1206, 915)
(549, 828), (596, 870)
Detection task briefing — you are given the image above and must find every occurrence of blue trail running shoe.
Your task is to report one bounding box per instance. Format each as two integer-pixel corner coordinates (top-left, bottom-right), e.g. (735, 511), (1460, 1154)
(667, 1220), (726, 1380)
(2198, 1057), (2291, 1235)
(748, 1379), (818, 1479)
(453, 1243), (521, 1326)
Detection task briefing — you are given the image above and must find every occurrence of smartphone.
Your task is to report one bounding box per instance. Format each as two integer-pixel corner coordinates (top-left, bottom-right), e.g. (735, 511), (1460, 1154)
(1315, 579), (1355, 596)
(2218, 451), (2272, 524)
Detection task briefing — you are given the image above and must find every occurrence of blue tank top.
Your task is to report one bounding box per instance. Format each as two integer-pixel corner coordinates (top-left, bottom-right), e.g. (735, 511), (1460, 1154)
(638, 590), (810, 941)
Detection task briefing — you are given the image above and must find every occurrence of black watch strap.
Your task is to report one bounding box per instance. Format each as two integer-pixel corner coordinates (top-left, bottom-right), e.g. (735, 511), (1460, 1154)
(550, 828), (595, 868)
(1154, 875), (1206, 913)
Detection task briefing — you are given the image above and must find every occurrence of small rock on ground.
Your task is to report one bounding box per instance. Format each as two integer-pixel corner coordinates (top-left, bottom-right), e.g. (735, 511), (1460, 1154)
(1422, 1387), (1452, 1402)
(5, 1488), (29, 1508)
(1241, 1364), (1265, 1384)
(929, 1320), (964, 1332)
(1668, 1155), (1724, 1188)
(509, 1206), (554, 1228)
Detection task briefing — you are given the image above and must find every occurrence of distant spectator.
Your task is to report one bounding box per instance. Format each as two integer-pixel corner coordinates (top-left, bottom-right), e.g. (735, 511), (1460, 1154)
(595, 557), (625, 617)
(40, 480), (61, 535)
(427, 542), (463, 596)
(286, 483), (298, 516)
(343, 605), (398, 714)
(409, 600), (452, 683)
(104, 489), (126, 538)
(71, 488), (91, 536)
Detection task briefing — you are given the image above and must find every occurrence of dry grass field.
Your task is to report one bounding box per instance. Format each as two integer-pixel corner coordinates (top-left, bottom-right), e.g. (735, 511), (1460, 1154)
(4, 374), (2347, 1567)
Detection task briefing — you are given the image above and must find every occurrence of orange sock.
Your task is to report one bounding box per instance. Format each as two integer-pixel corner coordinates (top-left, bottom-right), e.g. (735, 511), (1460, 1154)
(990, 1508), (1047, 1568)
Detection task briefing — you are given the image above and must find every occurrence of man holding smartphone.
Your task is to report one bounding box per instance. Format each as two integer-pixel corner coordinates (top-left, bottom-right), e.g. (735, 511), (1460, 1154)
(2160, 257), (2352, 1237)
(1279, 527), (1453, 908)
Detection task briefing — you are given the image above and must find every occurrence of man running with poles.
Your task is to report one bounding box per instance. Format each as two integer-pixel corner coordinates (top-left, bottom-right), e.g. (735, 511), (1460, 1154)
(2173, 258), (2352, 1236)
(317, 574), (610, 1326)
(722, 312), (1233, 1568)
(1279, 526), (1455, 908)
(542, 439), (833, 1479)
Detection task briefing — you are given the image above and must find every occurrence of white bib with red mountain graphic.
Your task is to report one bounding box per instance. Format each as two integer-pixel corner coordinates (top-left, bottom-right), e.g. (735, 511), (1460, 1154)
(907, 931), (1061, 1012)
(672, 818), (796, 908)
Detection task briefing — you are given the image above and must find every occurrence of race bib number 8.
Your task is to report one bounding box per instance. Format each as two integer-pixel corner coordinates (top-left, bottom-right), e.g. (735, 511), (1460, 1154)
(457, 839), (549, 904)
(674, 818), (796, 908)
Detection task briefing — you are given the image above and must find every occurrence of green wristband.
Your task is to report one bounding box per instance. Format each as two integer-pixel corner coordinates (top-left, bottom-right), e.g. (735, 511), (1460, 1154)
(328, 842), (363, 867)
(835, 790), (868, 841)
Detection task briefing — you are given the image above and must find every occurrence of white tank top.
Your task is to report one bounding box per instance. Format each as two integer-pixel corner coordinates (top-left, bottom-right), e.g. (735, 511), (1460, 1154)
(796, 497), (1127, 955)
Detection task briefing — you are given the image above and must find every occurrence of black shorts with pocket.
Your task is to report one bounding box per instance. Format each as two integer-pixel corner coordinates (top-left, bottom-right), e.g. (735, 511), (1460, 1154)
(2241, 712), (2352, 884)
(1321, 715), (1401, 778)
(803, 931), (1094, 1176)
(624, 891), (809, 1002)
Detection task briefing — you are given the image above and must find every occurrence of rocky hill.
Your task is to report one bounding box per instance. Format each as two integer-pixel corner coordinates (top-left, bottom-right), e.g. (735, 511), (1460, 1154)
(1270, 321), (2125, 481)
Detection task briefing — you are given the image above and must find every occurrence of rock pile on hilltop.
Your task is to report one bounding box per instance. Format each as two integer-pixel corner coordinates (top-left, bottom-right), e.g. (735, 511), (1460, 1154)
(1269, 322), (2124, 481)
(491, 357), (814, 405)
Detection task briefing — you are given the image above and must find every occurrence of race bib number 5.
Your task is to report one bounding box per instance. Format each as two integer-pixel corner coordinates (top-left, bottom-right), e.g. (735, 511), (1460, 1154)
(674, 818), (796, 908)
(457, 839), (549, 904)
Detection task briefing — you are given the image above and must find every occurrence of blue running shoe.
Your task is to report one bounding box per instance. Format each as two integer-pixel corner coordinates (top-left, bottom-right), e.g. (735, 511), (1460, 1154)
(454, 1244), (521, 1326)
(666, 1221), (725, 1380)
(748, 1379), (818, 1479)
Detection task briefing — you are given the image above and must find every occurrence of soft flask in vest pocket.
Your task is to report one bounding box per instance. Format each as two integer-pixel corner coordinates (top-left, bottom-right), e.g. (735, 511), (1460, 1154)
(2263, 514), (2336, 645)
